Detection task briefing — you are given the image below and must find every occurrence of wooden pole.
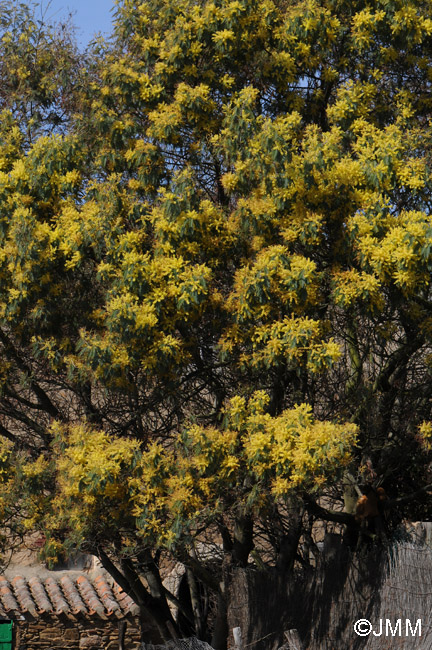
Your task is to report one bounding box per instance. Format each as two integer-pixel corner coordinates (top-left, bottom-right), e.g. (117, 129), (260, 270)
(283, 629), (304, 650)
(233, 626), (243, 650)
(118, 620), (127, 650)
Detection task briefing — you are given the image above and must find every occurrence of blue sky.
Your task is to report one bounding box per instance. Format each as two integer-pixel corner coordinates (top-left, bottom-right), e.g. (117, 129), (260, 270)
(43, 0), (116, 47)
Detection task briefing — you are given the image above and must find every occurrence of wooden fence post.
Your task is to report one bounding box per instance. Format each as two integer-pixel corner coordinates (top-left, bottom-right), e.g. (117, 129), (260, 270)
(233, 626), (243, 650)
(118, 620), (127, 650)
(283, 629), (304, 650)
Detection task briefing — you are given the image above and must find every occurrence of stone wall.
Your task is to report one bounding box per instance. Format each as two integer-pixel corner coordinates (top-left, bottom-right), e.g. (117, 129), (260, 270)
(13, 616), (141, 650)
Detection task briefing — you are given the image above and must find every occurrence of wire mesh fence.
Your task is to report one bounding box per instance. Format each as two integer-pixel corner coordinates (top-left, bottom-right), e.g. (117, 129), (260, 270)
(141, 638), (215, 650)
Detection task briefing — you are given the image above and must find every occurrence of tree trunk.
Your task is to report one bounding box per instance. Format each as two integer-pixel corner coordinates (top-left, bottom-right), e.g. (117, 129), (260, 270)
(211, 556), (232, 650)
(211, 588), (228, 650)
(97, 547), (180, 643)
(232, 514), (253, 568)
(187, 567), (204, 639)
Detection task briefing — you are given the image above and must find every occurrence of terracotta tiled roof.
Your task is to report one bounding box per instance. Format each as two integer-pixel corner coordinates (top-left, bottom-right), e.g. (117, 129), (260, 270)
(0, 573), (139, 620)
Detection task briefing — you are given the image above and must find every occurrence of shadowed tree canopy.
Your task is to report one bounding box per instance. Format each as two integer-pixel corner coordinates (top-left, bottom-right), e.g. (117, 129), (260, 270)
(0, 1), (80, 141)
(0, 0), (431, 645)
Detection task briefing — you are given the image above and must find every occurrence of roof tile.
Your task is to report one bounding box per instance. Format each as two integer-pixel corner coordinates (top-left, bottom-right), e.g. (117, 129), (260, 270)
(0, 573), (138, 620)
(93, 575), (122, 617)
(113, 582), (140, 616)
(59, 576), (88, 616)
(0, 577), (19, 614)
(76, 576), (107, 620)
(11, 577), (37, 617)
(28, 577), (53, 614)
(44, 577), (70, 615)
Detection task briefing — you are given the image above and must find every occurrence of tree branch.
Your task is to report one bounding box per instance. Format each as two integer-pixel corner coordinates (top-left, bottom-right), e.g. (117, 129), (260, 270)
(385, 484), (432, 509)
(304, 496), (355, 525)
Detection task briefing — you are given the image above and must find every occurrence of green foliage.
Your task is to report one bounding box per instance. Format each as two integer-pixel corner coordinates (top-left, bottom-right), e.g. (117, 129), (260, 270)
(0, 0), (431, 643)
(0, 1), (80, 141)
(18, 396), (355, 553)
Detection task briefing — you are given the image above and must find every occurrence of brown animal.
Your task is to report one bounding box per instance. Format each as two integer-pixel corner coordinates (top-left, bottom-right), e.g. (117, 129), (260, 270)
(355, 487), (387, 521)
(355, 487), (387, 543)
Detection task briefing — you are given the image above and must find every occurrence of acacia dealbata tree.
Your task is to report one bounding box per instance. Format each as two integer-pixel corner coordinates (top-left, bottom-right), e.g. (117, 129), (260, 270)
(0, 0), (431, 645)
